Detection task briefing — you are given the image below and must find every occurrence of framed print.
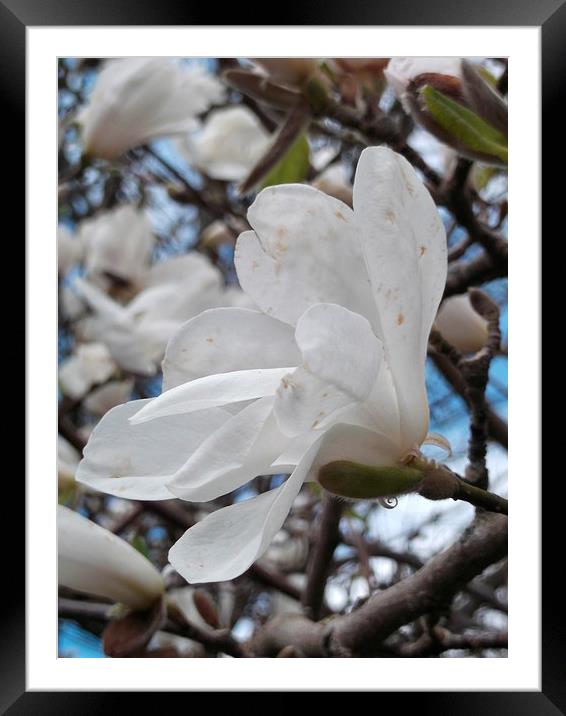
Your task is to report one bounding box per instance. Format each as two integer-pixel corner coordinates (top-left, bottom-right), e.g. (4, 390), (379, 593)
(8, 0), (554, 709)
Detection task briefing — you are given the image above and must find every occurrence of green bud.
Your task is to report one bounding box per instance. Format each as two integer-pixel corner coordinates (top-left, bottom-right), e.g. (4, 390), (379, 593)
(421, 85), (508, 165)
(318, 460), (424, 500)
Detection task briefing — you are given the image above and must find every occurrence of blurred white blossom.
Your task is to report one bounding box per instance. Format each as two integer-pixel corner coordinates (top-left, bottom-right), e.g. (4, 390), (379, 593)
(78, 58), (225, 160)
(74, 253), (251, 375)
(78, 204), (155, 291)
(59, 342), (116, 399)
(84, 378), (135, 416)
(58, 435), (81, 490)
(58, 225), (84, 276)
(180, 106), (271, 181)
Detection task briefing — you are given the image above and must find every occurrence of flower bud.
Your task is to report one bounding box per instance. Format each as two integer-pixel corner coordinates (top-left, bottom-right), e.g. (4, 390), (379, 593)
(435, 294), (489, 353)
(58, 505), (164, 610)
(318, 460), (423, 500)
(385, 58), (507, 165)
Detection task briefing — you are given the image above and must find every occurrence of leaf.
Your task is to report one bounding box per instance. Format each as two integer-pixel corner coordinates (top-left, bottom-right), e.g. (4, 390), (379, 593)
(422, 84), (508, 164)
(318, 461), (424, 500)
(238, 102), (311, 194)
(260, 133), (310, 190)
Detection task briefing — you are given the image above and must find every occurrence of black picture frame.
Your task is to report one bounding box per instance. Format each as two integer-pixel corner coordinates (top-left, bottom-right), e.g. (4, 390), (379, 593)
(10, 0), (554, 710)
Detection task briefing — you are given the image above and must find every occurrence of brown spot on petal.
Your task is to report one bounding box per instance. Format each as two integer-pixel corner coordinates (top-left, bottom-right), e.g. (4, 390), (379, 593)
(397, 313), (405, 326)
(206, 337), (215, 343)
(384, 207), (396, 223)
(335, 211), (346, 222)
(419, 245), (427, 257)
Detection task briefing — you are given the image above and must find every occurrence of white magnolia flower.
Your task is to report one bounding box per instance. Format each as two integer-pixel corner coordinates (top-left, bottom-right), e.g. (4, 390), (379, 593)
(78, 205), (155, 290)
(74, 253), (249, 375)
(78, 58), (225, 160)
(58, 505), (164, 609)
(384, 57), (463, 113)
(84, 378), (135, 416)
(180, 106), (271, 182)
(58, 225), (84, 276)
(59, 342), (116, 399)
(435, 294), (488, 353)
(77, 146), (447, 584)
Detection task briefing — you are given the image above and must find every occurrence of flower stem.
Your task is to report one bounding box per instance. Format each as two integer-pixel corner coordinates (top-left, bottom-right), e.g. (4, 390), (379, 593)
(452, 479), (508, 515)
(406, 454), (508, 515)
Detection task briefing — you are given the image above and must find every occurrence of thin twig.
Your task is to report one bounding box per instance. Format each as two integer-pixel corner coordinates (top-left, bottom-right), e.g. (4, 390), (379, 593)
(302, 494), (343, 620)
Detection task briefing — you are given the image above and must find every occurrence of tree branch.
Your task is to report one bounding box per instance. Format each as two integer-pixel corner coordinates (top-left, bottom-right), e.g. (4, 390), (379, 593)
(302, 494), (343, 620)
(251, 512), (507, 656)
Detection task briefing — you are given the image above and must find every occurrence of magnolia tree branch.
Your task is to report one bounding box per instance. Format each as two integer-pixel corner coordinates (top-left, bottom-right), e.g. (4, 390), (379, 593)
(429, 349), (508, 449)
(302, 494), (343, 620)
(458, 290), (502, 488)
(444, 250), (506, 298)
(250, 512), (507, 657)
(394, 627), (508, 657)
(438, 158), (508, 265)
(340, 533), (507, 613)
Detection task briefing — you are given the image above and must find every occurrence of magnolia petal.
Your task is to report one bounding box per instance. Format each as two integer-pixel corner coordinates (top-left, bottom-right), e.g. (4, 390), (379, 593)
(168, 438), (322, 583)
(234, 184), (377, 329)
(76, 400), (230, 500)
(58, 505), (164, 609)
(167, 397), (289, 501)
(270, 430), (321, 472)
(309, 423), (402, 484)
(353, 146), (447, 449)
(295, 303), (382, 400)
(274, 368), (354, 437)
(162, 308), (301, 390)
(130, 368), (295, 424)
